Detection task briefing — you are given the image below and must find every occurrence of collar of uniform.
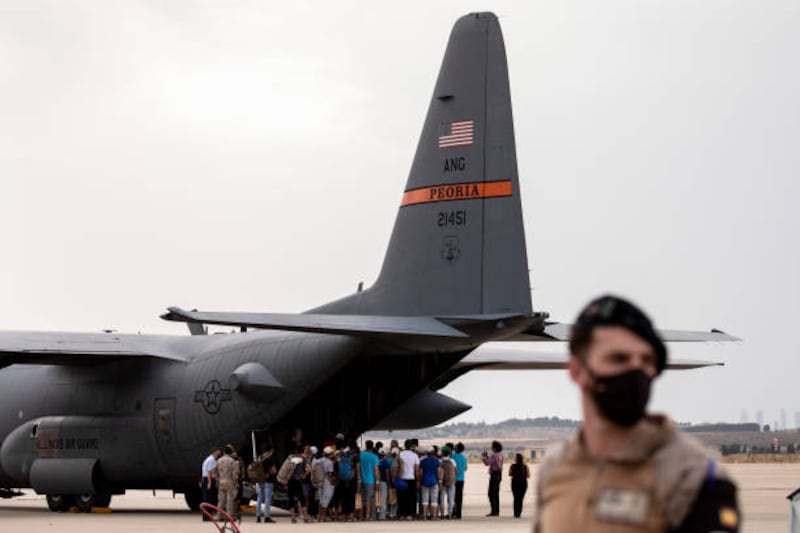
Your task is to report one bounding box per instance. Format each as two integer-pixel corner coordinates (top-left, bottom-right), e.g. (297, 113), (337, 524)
(569, 414), (675, 464)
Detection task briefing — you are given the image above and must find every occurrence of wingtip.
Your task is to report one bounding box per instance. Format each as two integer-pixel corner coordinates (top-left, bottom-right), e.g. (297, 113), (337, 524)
(711, 329), (742, 342)
(161, 306), (187, 322)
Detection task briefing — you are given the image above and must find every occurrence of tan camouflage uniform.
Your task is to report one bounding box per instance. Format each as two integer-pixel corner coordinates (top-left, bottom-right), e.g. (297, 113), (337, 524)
(533, 415), (740, 533)
(211, 454), (241, 520)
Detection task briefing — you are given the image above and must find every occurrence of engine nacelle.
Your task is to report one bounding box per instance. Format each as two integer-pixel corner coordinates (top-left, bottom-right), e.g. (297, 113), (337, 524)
(372, 389), (471, 430)
(29, 458), (101, 495)
(0, 415), (154, 493)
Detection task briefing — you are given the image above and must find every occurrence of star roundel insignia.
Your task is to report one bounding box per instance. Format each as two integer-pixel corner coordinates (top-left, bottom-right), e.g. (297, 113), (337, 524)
(193, 380), (232, 414)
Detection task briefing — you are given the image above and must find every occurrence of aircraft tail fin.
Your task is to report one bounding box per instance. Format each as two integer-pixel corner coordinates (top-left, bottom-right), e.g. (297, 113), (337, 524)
(315, 12), (531, 317)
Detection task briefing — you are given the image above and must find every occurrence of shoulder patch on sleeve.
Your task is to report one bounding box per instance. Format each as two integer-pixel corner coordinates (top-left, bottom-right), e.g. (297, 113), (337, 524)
(674, 479), (739, 532)
(719, 506), (739, 529)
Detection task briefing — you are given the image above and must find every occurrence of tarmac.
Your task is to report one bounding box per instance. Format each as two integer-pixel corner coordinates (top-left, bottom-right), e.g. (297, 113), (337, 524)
(0, 463), (797, 532)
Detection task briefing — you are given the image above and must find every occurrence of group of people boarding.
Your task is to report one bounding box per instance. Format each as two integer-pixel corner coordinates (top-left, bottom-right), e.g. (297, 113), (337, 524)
(245, 435), (469, 523)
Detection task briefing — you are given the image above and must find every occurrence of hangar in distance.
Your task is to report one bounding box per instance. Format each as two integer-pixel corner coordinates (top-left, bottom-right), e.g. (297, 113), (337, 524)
(0, 12), (736, 512)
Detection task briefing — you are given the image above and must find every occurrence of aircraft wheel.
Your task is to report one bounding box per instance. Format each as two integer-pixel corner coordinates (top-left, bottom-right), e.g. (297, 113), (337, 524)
(46, 494), (74, 512)
(184, 487), (202, 511)
(74, 493), (96, 513)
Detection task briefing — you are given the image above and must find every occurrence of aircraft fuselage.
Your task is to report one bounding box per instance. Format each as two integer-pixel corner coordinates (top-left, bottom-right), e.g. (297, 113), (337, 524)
(0, 330), (386, 494)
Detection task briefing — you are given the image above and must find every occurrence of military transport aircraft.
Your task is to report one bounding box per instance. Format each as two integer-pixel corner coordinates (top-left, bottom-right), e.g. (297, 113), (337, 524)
(0, 12), (736, 512)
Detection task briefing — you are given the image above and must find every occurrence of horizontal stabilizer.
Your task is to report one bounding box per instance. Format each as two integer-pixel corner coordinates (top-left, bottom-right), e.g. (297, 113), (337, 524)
(455, 348), (570, 370)
(161, 307), (468, 338)
(431, 346), (722, 389)
(0, 331), (188, 369)
(459, 346), (721, 371)
(542, 323), (740, 342)
(666, 358), (724, 370)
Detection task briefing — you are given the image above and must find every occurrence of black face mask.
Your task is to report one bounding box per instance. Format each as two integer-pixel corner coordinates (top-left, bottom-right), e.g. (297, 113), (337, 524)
(586, 367), (652, 427)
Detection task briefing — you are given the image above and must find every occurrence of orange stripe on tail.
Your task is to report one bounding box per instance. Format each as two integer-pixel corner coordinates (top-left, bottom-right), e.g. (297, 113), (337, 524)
(401, 180), (512, 207)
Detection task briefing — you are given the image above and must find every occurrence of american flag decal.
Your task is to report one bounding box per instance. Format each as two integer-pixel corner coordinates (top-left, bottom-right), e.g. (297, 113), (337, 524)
(438, 119), (474, 148)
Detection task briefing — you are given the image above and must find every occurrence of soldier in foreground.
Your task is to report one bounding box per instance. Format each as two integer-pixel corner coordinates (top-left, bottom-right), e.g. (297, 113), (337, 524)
(533, 295), (740, 532)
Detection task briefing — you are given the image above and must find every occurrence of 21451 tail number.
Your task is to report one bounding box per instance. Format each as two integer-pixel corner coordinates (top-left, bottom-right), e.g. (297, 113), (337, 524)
(437, 210), (466, 227)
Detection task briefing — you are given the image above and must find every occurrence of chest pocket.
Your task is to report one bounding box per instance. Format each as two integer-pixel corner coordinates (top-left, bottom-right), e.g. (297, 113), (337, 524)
(595, 488), (651, 525)
(590, 460), (667, 531)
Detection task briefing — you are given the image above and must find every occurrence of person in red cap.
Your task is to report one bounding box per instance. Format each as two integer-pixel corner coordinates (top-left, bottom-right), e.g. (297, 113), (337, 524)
(533, 295), (740, 532)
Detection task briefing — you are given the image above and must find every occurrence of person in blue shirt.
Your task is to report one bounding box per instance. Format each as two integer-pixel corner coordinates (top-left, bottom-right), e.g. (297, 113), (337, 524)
(377, 448), (396, 520)
(200, 447), (221, 522)
(419, 447), (443, 520)
(452, 442), (467, 519)
(358, 440), (380, 521)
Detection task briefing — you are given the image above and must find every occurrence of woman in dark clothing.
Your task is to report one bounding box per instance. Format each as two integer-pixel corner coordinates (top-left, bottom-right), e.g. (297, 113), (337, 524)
(481, 440), (504, 516)
(508, 453), (530, 518)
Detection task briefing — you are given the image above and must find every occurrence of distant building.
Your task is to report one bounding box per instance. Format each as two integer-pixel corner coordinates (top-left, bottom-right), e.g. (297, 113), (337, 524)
(683, 423), (759, 433)
(756, 409), (764, 428)
(794, 411), (800, 430)
(740, 408), (748, 423)
(782, 409), (787, 431)
(523, 447), (548, 462)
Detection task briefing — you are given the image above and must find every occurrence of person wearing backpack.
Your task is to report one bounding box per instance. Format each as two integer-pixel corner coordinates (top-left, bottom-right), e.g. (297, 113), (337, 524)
(440, 446), (457, 519)
(302, 445), (318, 519)
(252, 444), (277, 523)
(336, 445), (358, 521)
(311, 451), (327, 493)
(283, 447), (311, 523)
(377, 448), (395, 520)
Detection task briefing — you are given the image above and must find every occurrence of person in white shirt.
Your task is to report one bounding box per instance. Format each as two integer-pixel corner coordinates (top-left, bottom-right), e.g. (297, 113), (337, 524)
(200, 447), (221, 521)
(397, 439), (421, 519)
(317, 447), (336, 522)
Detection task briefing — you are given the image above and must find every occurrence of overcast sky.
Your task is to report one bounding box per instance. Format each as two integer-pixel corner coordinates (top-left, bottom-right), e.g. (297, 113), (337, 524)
(1, 1), (798, 427)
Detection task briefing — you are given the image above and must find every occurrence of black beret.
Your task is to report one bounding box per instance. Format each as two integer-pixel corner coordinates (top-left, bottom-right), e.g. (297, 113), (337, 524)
(569, 295), (667, 374)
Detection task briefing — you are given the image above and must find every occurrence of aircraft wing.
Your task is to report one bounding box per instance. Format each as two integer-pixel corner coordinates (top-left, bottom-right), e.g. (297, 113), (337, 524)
(506, 323), (740, 342)
(161, 307), (469, 338)
(0, 331), (188, 369)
